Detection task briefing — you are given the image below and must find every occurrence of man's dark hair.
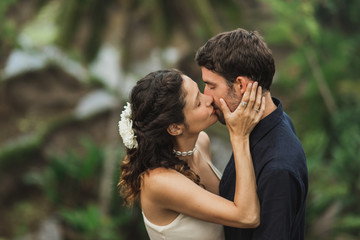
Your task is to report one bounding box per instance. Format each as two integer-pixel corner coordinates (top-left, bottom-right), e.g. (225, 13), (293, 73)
(195, 28), (275, 90)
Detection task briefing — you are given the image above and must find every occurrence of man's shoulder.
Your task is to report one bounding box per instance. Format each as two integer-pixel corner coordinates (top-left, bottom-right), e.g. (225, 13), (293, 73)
(259, 113), (304, 155)
(257, 153), (308, 191)
(258, 164), (307, 195)
(261, 163), (301, 177)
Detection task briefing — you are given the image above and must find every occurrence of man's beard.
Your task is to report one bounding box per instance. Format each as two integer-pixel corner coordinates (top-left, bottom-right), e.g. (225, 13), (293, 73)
(214, 88), (240, 125)
(214, 105), (226, 125)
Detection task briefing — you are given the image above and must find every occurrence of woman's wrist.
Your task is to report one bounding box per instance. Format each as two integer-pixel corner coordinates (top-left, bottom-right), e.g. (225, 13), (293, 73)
(230, 134), (250, 144)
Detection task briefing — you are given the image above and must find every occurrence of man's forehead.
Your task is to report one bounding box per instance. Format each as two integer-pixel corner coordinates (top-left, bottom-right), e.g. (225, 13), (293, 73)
(202, 72), (226, 85)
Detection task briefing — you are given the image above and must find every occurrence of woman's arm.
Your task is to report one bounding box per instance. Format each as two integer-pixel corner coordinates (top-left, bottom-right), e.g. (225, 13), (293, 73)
(219, 81), (264, 228)
(142, 82), (264, 228)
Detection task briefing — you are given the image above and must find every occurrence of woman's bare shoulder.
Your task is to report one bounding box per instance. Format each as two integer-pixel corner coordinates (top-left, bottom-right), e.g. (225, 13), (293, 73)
(143, 168), (184, 192)
(142, 167), (197, 204)
(144, 167), (179, 183)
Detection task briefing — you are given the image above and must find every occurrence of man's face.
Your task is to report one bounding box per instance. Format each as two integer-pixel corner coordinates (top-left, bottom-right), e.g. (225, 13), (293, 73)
(201, 67), (241, 124)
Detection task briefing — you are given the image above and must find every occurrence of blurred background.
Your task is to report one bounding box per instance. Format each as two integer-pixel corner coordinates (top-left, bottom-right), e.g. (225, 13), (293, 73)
(0, 0), (359, 239)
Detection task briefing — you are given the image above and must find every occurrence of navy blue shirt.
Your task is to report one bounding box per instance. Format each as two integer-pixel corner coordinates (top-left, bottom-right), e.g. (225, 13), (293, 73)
(219, 98), (308, 240)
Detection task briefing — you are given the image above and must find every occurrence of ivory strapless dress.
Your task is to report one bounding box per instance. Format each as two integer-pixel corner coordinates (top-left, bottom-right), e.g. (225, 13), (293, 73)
(142, 161), (225, 240)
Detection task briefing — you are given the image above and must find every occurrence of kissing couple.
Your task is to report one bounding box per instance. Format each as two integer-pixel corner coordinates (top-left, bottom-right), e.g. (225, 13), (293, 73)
(118, 28), (308, 240)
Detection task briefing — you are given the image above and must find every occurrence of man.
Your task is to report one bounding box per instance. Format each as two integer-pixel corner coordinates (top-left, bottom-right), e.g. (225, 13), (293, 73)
(195, 28), (308, 240)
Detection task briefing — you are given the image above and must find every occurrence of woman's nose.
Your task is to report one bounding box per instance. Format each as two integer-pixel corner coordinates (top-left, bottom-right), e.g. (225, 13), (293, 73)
(205, 94), (214, 106)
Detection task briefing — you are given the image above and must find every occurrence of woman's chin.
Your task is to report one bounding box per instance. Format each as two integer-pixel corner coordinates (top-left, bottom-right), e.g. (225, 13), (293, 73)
(208, 117), (218, 127)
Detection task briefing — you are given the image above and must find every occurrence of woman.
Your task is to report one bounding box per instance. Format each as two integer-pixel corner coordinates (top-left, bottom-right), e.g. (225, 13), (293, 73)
(118, 69), (264, 240)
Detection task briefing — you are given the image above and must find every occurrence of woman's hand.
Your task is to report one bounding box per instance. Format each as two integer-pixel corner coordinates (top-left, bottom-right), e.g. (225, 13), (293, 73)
(219, 81), (265, 138)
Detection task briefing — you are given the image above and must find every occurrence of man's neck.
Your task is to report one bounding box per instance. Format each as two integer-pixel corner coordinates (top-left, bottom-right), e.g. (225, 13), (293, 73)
(261, 92), (277, 120)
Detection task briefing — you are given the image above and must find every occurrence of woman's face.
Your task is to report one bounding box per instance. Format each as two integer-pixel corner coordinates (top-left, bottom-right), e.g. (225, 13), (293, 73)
(181, 75), (218, 135)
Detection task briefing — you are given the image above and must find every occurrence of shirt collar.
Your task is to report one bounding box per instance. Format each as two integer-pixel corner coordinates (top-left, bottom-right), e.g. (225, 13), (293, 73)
(250, 97), (283, 148)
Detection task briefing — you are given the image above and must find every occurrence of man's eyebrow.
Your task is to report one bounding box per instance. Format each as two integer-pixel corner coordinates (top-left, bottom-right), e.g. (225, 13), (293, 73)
(204, 80), (215, 85)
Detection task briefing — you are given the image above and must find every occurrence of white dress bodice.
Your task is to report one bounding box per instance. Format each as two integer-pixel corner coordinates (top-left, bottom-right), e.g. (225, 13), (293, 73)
(142, 161), (225, 240)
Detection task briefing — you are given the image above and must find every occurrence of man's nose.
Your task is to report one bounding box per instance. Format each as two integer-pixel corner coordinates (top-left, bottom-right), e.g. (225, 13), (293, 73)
(205, 93), (214, 106)
(204, 85), (210, 95)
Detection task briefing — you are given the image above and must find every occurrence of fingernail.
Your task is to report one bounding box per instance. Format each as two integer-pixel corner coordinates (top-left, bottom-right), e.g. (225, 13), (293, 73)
(248, 83), (252, 87)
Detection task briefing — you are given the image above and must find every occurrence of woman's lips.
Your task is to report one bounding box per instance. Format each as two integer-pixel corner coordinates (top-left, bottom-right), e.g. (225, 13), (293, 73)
(211, 107), (216, 115)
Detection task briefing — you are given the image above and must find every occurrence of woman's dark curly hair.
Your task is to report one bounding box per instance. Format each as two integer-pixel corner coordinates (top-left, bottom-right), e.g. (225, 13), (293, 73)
(118, 69), (202, 206)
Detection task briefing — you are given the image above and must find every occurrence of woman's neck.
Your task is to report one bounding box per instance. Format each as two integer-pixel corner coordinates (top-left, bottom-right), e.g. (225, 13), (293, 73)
(173, 133), (199, 162)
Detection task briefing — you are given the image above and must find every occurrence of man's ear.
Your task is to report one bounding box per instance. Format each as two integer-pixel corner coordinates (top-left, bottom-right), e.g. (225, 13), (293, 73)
(235, 76), (253, 95)
(167, 123), (183, 136)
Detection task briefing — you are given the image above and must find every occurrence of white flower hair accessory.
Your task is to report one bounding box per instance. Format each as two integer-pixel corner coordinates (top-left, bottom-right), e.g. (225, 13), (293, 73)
(118, 102), (138, 149)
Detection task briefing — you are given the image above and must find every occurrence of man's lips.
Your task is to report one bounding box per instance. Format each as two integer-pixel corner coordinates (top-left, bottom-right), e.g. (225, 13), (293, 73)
(212, 107), (221, 116)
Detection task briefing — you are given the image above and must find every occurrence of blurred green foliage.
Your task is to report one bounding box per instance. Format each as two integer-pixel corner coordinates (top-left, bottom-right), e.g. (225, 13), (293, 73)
(59, 204), (125, 240)
(0, 0), (18, 58)
(56, 0), (113, 62)
(24, 138), (103, 204)
(22, 138), (146, 239)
